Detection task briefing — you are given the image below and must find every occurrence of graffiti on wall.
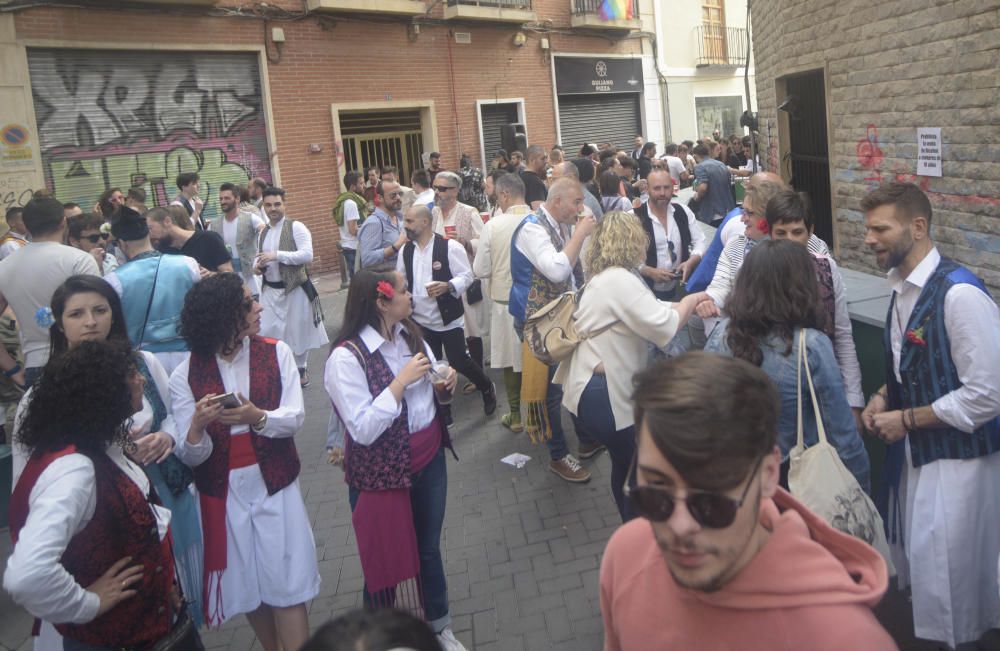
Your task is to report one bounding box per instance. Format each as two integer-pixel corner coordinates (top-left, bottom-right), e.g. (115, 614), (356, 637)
(29, 50), (272, 221)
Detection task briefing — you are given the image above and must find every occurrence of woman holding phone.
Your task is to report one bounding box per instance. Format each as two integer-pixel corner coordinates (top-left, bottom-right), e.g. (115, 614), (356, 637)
(169, 273), (318, 651)
(10, 274), (205, 646)
(324, 269), (466, 651)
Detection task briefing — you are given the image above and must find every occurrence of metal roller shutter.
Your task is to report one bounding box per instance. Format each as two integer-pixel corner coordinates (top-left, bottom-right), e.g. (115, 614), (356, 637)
(27, 49), (272, 223)
(480, 103), (518, 164)
(557, 94), (640, 153)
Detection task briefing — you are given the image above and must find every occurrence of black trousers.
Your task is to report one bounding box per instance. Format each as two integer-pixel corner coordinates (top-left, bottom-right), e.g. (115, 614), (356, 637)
(422, 326), (492, 393)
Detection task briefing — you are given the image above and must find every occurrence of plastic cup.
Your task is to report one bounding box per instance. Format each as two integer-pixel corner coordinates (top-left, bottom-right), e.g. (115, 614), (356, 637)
(431, 361), (453, 405)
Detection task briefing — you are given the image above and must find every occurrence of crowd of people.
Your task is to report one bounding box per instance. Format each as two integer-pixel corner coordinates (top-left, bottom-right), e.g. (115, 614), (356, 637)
(1, 129), (998, 651)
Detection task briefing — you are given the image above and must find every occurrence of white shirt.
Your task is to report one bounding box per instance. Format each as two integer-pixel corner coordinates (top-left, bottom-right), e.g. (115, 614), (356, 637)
(0, 242), (100, 368)
(260, 218), (313, 284)
(643, 202), (707, 291)
(168, 338), (305, 467)
(887, 247), (1000, 432)
(0, 231), (28, 261)
(221, 211), (265, 258)
(396, 236), (473, 332)
(414, 189), (435, 209)
(339, 199), (361, 250)
(513, 205), (575, 288)
(661, 155), (688, 185)
(3, 444), (171, 626)
(825, 256), (864, 408)
(325, 324), (439, 446)
(720, 212), (747, 246)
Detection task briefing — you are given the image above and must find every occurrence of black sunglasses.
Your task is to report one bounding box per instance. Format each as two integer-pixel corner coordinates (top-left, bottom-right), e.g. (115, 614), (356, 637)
(624, 454), (764, 529)
(81, 233), (110, 244)
(433, 185), (455, 192)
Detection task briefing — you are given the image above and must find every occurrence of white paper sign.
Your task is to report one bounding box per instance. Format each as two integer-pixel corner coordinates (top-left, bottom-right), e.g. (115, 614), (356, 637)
(917, 128), (942, 177)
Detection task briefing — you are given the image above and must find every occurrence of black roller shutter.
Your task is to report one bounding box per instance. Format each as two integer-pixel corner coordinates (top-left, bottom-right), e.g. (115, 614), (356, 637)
(480, 103), (518, 164)
(557, 94), (640, 153)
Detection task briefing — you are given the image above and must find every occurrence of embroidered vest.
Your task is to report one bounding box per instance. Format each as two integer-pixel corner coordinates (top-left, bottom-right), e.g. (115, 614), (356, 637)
(115, 251), (196, 353)
(259, 219), (309, 294)
(812, 256), (836, 340)
(883, 257), (1000, 467)
(9, 446), (174, 648)
(137, 355), (194, 497)
(636, 203), (692, 290)
(188, 336), (299, 497)
(508, 212), (573, 322)
(403, 235), (463, 327)
(210, 212), (257, 274)
(340, 336), (454, 491)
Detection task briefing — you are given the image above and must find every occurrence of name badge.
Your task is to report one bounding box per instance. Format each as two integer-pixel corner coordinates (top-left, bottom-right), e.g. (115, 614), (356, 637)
(432, 261), (442, 271)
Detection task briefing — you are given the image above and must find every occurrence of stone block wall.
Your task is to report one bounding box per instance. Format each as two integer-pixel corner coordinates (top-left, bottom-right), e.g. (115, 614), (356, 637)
(751, 0), (1000, 292)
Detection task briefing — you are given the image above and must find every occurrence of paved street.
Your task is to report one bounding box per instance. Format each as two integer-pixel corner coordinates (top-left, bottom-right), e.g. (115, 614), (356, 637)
(0, 273), (619, 651)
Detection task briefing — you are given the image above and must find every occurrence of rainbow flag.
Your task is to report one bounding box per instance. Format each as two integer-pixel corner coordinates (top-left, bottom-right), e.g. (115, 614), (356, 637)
(599, 0), (633, 20)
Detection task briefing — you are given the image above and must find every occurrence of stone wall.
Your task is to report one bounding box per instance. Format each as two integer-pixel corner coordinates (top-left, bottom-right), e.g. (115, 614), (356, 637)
(751, 0), (1000, 292)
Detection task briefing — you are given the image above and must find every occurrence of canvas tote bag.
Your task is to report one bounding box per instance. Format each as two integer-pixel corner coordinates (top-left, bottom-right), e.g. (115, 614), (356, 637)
(788, 329), (895, 574)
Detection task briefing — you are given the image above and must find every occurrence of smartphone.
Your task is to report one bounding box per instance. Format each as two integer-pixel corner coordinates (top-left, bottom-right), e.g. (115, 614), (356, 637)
(207, 392), (242, 409)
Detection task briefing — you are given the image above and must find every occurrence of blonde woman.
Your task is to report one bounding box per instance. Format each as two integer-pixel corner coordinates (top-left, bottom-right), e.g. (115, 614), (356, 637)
(554, 211), (707, 521)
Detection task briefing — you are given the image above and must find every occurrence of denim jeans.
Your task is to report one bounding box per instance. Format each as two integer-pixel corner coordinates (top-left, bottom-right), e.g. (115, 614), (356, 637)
(349, 447), (451, 632)
(514, 320), (594, 461)
(23, 365), (42, 388)
(342, 248), (356, 281)
(570, 374), (637, 522)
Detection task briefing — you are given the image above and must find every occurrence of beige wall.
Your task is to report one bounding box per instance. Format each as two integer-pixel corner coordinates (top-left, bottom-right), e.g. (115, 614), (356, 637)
(0, 14), (43, 229)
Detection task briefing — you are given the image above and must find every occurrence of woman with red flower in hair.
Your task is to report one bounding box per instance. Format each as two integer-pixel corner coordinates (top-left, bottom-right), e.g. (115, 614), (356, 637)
(323, 268), (467, 651)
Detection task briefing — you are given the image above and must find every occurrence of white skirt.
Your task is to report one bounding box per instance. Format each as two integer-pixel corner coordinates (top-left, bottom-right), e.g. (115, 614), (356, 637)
(462, 288), (491, 339)
(891, 442), (1000, 647)
(213, 465), (320, 622)
(260, 285), (329, 356)
(489, 301), (521, 372)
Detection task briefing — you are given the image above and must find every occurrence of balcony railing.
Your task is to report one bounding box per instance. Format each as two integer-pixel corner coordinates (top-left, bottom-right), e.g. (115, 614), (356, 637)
(695, 25), (749, 67)
(571, 0), (639, 18)
(447, 0), (531, 8)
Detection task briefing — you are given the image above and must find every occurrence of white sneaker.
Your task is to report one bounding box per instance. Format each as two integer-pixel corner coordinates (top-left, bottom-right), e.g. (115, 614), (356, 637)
(437, 627), (468, 651)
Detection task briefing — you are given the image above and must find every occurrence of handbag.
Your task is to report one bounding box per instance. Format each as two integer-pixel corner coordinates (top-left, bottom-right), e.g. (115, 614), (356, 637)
(788, 329), (895, 574)
(523, 285), (617, 365)
(466, 279), (484, 305)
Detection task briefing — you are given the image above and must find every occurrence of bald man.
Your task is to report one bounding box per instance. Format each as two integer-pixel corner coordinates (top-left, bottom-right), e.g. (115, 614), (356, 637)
(685, 171), (784, 293)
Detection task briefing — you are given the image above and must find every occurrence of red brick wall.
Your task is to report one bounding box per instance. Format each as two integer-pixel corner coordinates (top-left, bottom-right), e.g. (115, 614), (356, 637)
(14, 2), (643, 273)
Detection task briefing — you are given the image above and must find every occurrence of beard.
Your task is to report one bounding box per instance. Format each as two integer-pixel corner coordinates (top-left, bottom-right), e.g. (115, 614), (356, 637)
(880, 231), (914, 270)
(404, 228), (419, 241)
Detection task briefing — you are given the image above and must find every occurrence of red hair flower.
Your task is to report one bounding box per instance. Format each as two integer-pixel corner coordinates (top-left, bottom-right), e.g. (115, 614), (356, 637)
(756, 218), (770, 234)
(376, 280), (395, 300)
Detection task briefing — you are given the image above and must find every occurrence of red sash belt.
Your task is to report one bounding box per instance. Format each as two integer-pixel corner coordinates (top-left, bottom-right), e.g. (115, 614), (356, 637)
(229, 432), (258, 469)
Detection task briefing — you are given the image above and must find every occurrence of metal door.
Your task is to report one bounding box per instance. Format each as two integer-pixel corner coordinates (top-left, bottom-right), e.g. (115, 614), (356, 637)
(340, 110), (423, 185)
(557, 94), (640, 152)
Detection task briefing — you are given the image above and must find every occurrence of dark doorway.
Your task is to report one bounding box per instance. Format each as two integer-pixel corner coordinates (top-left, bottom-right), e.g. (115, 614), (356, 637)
(783, 70), (832, 246)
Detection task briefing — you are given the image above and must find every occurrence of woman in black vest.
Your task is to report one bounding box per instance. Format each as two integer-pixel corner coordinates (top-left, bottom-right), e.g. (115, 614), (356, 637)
(324, 269), (467, 651)
(6, 340), (203, 650)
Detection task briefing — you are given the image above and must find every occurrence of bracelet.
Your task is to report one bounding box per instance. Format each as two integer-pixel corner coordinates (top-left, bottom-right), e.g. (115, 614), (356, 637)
(251, 412), (268, 432)
(909, 405), (918, 431)
(3, 362), (22, 378)
(900, 410), (908, 432)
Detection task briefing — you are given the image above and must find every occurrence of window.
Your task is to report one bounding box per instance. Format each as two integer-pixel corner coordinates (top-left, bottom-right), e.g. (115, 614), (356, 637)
(695, 95), (744, 140)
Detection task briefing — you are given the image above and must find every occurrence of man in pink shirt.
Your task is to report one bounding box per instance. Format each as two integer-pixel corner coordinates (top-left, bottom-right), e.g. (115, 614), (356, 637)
(600, 352), (897, 651)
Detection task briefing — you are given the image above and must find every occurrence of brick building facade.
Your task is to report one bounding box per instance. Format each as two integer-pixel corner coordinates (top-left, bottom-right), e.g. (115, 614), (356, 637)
(750, 0), (1000, 292)
(0, 0), (661, 274)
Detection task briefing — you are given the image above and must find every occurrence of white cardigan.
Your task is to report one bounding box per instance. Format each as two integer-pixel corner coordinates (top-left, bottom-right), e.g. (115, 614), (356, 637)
(554, 267), (680, 430)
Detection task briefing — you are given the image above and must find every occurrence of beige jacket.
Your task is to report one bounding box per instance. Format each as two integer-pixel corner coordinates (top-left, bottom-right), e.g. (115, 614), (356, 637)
(554, 267), (680, 430)
(472, 205), (531, 303)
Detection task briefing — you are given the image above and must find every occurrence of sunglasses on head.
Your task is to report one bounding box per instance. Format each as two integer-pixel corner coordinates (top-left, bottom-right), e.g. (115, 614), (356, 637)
(81, 233), (110, 244)
(433, 185), (455, 193)
(624, 454), (763, 529)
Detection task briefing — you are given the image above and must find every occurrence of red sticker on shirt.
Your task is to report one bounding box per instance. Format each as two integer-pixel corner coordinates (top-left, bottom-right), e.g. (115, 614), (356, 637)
(432, 261), (442, 270)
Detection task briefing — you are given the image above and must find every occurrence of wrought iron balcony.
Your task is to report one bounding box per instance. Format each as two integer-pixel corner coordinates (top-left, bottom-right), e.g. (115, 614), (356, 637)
(695, 25), (749, 67)
(570, 0), (641, 32)
(306, 0), (426, 16)
(444, 0), (535, 23)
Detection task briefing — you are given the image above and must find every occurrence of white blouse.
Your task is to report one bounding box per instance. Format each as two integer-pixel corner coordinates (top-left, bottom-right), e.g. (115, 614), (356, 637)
(325, 324), (439, 446)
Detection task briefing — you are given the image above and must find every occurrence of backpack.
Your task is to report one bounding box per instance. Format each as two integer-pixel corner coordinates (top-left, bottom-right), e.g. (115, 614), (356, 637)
(523, 286), (617, 365)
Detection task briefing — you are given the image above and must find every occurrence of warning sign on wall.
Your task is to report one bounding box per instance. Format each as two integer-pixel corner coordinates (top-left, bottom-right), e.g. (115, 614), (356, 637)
(0, 123), (34, 167)
(917, 127), (942, 177)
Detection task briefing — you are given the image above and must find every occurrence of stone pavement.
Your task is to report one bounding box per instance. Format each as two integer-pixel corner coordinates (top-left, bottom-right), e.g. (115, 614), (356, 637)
(0, 273), (620, 651)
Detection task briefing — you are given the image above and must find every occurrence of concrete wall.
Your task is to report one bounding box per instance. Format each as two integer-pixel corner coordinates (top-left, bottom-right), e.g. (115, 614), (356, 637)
(3, 0), (647, 273)
(751, 0), (1000, 292)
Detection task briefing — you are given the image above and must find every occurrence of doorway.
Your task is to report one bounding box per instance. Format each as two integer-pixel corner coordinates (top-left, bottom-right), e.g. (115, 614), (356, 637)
(340, 109), (424, 185)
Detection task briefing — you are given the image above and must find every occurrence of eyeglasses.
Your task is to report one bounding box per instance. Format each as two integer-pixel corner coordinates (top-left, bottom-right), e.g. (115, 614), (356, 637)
(384, 191), (403, 198)
(433, 185), (456, 193)
(623, 454), (764, 529)
(81, 233), (110, 244)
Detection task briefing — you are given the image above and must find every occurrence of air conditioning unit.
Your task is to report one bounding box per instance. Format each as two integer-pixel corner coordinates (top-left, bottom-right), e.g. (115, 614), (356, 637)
(454, 32), (471, 44)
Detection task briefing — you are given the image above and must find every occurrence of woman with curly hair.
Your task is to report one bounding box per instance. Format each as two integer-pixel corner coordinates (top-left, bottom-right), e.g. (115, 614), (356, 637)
(554, 211), (707, 521)
(705, 239), (871, 493)
(9, 275), (205, 645)
(168, 272), (318, 650)
(324, 269), (465, 651)
(5, 339), (204, 651)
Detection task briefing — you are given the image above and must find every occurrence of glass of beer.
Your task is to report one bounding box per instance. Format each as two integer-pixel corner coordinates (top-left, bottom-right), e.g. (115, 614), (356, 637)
(430, 361), (453, 405)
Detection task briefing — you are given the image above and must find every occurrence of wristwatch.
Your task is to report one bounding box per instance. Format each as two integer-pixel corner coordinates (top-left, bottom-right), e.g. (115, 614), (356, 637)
(251, 412), (268, 432)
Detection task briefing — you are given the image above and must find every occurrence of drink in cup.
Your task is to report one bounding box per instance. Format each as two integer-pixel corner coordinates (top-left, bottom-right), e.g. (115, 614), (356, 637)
(430, 361), (453, 404)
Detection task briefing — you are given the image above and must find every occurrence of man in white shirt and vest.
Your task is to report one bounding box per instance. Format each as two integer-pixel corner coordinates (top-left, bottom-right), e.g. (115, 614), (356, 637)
(171, 171), (207, 231)
(256, 187), (328, 388)
(211, 182), (264, 295)
(397, 204), (497, 421)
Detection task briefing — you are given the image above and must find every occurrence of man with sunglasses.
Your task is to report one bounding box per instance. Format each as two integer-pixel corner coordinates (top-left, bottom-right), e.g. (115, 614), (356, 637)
(358, 180), (407, 269)
(636, 169), (706, 301)
(600, 353), (894, 650)
(67, 212), (119, 274)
